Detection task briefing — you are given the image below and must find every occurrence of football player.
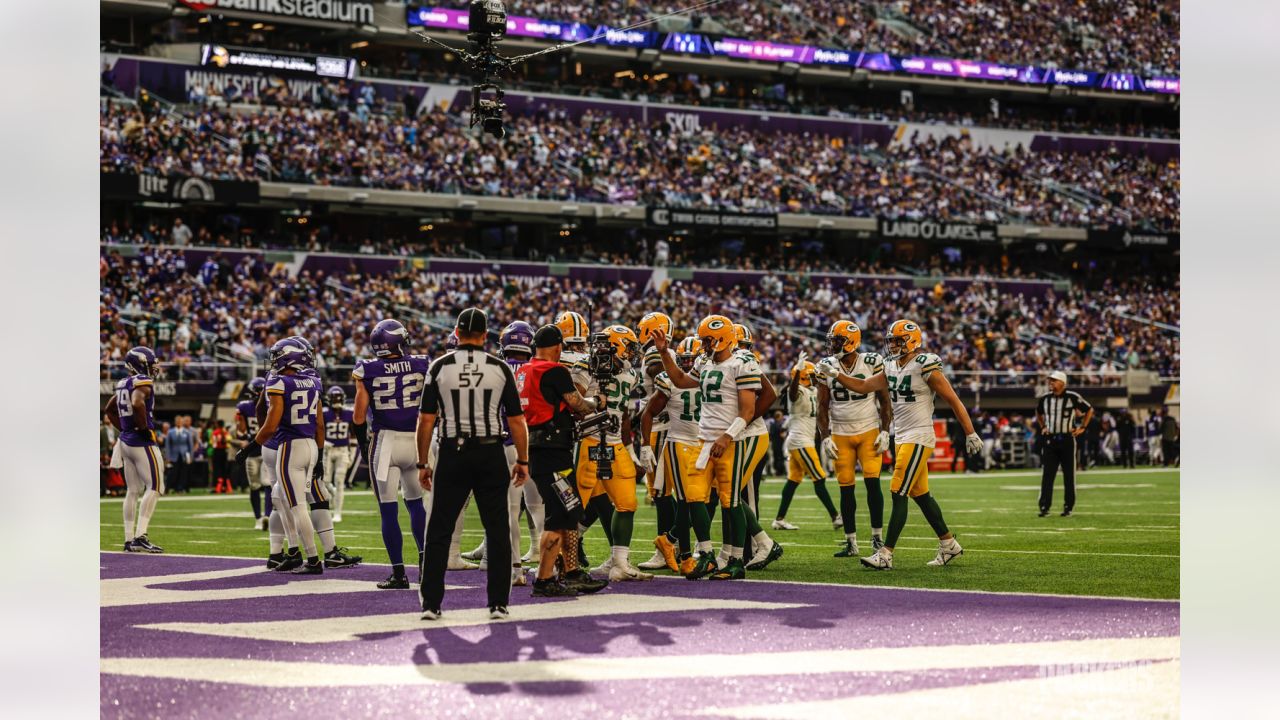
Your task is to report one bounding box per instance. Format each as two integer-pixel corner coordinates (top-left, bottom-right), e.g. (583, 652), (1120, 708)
(816, 320), (983, 569)
(103, 346), (165, 553)
(575, 325), (652, 581)
(635, 312), (677, 571)
(352, 319), (431, 589)
(817, 320), (893, 558)
(554, 311), (592, 394)
(638, 336), (702, 574)
(235, 377), (268, 530)
(652, 317), (782, 580)
(322, 386), (355, 523)
(773, 356), (841, 530)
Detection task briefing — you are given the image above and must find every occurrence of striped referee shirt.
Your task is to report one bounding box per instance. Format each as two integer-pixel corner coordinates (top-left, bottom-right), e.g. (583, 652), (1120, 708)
(419, 345), (523, 440)
(1037, 390), (1091, 434)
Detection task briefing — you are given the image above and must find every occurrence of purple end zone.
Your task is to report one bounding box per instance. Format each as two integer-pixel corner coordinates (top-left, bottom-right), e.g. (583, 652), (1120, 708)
(101, 553), (1179, 718)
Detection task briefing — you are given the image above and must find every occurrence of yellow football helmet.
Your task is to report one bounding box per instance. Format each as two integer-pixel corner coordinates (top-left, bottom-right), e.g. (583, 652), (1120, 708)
(697, 315), (737, 357)
(734, 322), (754, 349)
(827, 320), (862, 356)
(886, 319), (924, 359)
(638, 311), (674, 346)
(675, 336), (700, 371)
(794, 360), (817, 387)
(555, 311), (589, 344)
(602, 324), (640, 361)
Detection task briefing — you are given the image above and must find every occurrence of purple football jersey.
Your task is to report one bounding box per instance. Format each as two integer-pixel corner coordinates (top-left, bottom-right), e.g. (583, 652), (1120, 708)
(353, 355), (431, 432)
(323, 406), (354, 446)
(115, 375), (155, 447)
(502, 356), (528, 446)
(257, 373), (278, 450)
(236, 399), (260, 437)
(266, 373), (321, 444)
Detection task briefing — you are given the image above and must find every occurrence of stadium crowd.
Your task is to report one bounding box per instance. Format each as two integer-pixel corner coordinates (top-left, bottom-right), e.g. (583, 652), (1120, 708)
(99, 243), (1181, 384)
(98, 101), (1180, 230)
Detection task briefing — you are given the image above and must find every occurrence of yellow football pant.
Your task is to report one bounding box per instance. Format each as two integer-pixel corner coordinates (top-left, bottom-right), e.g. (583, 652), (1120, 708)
(889, 443), (933, 498)
(787, 446), (828, 482)
(833, 428), (884, 487)
(575, 436), (638, 512)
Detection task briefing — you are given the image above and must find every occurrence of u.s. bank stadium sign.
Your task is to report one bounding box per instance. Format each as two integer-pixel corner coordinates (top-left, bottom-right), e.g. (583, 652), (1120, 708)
(878, 218), (998, 242)
(178, 0), (376, 25)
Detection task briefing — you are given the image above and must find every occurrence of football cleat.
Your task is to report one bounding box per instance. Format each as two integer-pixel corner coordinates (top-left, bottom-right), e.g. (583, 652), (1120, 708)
(871, 536), (885, 552)
(832, 514), (843, 530)
(609, 562), (654, 582)
(654, 535), (680, 572)
(591, 556), (615, 575)
(927, 539), (964, 567)
(771, 519), (800, 531)
(292, 560), (323, 575)
(260, 517), (269, 532)
(448, 557), (479, 571)
(708, 558), (746, 581)
(461, 542), (486, 561)
(133, 535), (164, 554)
(324, 547), (362, 569)
(489, 605), (510, 621)
(274, 549), (303, 572)
(521, 549), (541, 565)
(1038, 508), (1050, 517)
(266, 552), (285, 570)
(376, 573), (410, 590)
(511, 565), (528, 587)
(636, 549), (668, 570)
(685, 552), (718, 580)
(123, 540), (139, 553)
(333, 513), (343, 523)
(420, 607), (442, 621)
(1060, 509), (1073, 517)
(744, 541), (783, 571)
(860, 548), (894, 570)
(678, 554), (697, 577)
(532, 578), (579, 597)
(252, 519), (263, 530)
(563, 569), (608, 594)
(834, 540), (860, 558)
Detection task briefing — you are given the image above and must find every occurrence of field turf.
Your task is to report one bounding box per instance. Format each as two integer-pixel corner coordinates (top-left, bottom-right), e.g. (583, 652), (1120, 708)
(100, 467), (1178, 600)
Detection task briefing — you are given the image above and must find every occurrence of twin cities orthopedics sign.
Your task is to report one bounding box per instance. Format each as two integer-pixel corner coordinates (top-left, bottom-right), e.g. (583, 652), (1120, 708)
(878, 218), (998, 242)
(647, 207), (779, 231)
(178, 0), (376, 25)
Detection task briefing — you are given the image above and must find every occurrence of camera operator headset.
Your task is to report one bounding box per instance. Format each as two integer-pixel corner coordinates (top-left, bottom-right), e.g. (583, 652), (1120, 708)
(574, 325), (653, 582)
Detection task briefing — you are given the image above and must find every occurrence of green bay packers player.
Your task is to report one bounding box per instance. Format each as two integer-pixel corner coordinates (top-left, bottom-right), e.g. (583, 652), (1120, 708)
(732, 322), (778, 520)
(638, 336), (701, 574)
(773, 355), (840, 531)
(817, 320), (893, 558)
(635, 312), (676, 570)
(816, 320), (982, 569)
(653, 317), (782, 580)
(575, 324), (652, 581)
(555, 311), (592, 394)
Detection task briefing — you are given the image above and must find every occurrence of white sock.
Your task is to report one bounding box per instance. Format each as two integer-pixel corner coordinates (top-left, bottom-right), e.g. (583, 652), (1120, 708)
(846, 532), (858, 543)
(611, 546), (629, 566)
(449, 511), (466, 559)
(123, 489), (139, 542)
(872, 528), (883, 540)
(716, 548), (730, 567)
(289, 504), (318, 557)
(941, 537), (959, 549)
(311, 508), (336, 553)
(752, 530), (773, 551)
(696, 540), (713, 554)
(269, 511), (285, 554)
(135, 489), (159, 536)
(730, 546), (744, 560)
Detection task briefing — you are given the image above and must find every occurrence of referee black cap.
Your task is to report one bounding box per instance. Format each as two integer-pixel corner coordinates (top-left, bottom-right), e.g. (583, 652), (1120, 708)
(533, 324), (563, 348)
(456, 307), (488, 334)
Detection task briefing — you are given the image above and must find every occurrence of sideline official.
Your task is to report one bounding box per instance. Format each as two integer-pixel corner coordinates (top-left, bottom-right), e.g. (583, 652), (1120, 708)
(1035, 371), (1093, 517)
(416, 308), (529, 621)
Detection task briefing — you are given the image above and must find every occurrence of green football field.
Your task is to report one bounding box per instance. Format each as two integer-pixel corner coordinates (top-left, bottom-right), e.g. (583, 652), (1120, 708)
(100, 467), (1179, 600)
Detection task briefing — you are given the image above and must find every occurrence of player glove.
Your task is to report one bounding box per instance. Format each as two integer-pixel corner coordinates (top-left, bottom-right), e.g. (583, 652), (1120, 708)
(312, 447), (325, 483)
(965, 433), (983, 456)
(351, 422), (369, 455)
(639, 446), (657, 474)
(790, 351), (808, 377)
(874, 430), (891, 454)
(821, 436), (838, 461)
(235, 440), (259, 465)
(813, 361), (838, 381)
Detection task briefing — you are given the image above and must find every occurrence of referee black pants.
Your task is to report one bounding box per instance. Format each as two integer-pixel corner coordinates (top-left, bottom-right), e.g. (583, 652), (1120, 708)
(1039, 434), (1076, 512)
(420, 441), (512, 611)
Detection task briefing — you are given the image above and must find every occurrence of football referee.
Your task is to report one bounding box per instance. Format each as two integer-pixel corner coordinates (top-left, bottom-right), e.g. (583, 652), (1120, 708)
(416, 308), (529, 621)
(1035, 371), (1094, 517)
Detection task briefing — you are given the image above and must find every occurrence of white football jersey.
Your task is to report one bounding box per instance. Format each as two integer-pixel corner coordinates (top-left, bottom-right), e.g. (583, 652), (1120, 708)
(696, 350), (767, 441)
(655, 371), (700, 444)
(885, 352), (943, 447)
(560, 350), (591, 392)
(820, 352), (885, 436)
(641, 346), (669, 432)
(784, 384), (818, 451)
(586, 367), (640, 446)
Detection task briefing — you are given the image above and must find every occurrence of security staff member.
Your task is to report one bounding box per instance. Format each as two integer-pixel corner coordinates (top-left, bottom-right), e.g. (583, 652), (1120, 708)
(519, 325), (609, 597)
(1035, 370), (1094, 517)
(416, 308), (529, 621)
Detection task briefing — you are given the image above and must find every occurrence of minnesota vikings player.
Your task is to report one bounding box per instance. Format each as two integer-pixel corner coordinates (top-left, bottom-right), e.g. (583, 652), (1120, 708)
(322, 385), (355, 522)
(352, 320), (431, 590)
(235, 377), (268, 530)
(103, 346), (165, 553)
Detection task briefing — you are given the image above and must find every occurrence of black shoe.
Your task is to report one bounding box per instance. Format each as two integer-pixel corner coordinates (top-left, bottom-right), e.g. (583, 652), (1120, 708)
(488, 605), (510, 620)
(292, 559), (323, 575)
(266, 552), (285, 570)
(532, 578), (580, 597)
(1038, 509), (1049, 517)
(1060, 509), (1073, 517)
(324, 547), (363, 569)
(123, 540), (140, 553)
(420, 607), (442, 621)
(377, 573), (410, 590)
(274, 550), (303, 572)
(133, 534), (164, 554)
(562, 569), (608, 594)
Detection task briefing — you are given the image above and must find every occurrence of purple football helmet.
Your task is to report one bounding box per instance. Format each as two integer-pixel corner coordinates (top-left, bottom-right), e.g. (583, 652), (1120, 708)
(370, 319), (410, 358)
(269, 338), (310, 373)
(326, 385), (346, 406)
(445, 329), (460, 351)
(285, 335), (316, 368)
(500, 321), (535, 357)
(124, 346), (158, 377)
(246, 376), (267, 398)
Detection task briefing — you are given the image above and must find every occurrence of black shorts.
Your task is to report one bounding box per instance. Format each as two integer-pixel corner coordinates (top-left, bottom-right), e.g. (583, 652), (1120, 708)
(530, 447), (582, 531)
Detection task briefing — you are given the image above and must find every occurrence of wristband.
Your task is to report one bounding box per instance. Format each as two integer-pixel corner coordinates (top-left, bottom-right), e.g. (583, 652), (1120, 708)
(515, 460), (529, 466)
(416, 463), (428, 469)
(725, 417), (748, 440)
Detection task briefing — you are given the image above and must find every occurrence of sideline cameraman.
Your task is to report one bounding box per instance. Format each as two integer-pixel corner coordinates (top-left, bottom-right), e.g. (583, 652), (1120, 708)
(519, 325), (608, 597)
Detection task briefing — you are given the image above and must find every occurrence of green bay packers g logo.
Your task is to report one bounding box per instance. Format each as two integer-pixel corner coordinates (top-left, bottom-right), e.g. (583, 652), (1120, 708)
(708, 319), (726, 330)
(904, 322), (918, 332)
